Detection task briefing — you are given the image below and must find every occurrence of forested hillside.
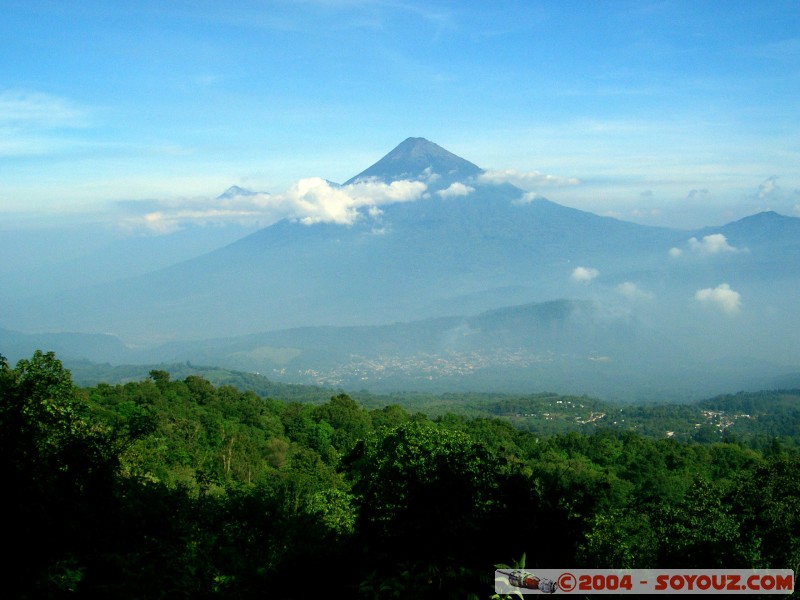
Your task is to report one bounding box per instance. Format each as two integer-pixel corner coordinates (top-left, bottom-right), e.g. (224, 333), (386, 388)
(3, 351), (799, 598)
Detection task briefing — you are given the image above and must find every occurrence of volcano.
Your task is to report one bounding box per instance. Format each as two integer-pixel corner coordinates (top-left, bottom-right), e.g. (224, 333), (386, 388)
(345, 137), (482, 185)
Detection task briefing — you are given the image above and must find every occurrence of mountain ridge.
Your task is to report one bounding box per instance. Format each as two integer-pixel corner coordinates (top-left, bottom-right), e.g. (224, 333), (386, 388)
(4, 295), (796, 401)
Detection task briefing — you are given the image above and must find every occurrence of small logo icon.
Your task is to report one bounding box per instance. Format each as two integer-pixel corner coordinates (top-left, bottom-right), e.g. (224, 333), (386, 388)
(503, 570), (558, 594)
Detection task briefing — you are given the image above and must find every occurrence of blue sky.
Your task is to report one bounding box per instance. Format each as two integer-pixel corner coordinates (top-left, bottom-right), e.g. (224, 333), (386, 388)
(2, 0), (799, 230)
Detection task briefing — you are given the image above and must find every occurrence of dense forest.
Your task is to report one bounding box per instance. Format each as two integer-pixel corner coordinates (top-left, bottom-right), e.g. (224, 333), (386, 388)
(3, 351), (799, 598)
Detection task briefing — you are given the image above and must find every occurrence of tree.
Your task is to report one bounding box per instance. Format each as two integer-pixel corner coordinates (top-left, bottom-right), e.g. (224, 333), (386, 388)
(313, 393), (373, 454)
(652, 477), (743, 567)
(344, 421), (501, 596)
(0, 351), (119, 596)
(579, 509), (658, 568)
(730, 456), (800, 571)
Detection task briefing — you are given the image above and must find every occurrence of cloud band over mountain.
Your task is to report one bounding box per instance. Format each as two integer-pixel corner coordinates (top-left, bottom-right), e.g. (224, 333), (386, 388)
(122, 177), (428, 233)
(478, 169), (581, 188)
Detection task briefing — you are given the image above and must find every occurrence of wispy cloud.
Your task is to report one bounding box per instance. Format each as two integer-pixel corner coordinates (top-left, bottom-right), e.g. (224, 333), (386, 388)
(0, 89), (88, 128)
(123, 177), (428, 233)
(695, 283), (742, 315)
(757, 175), (779, 200)
(512, 191), (547, 205)
(0, 89), (93, 159)
(616, 281), (653, 300)
(748, 176), (800, 217)
(133, 208), (254, 235)
(478, 168), (580, 188)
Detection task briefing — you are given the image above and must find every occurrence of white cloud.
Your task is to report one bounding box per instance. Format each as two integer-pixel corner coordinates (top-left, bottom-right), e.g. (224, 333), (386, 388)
(687, 233), (740, 255)
(695, 283), (742, 315)
(436, 182), (474, 198)
(124, 201), (273, 235)
(478, 169), (580, 188)
(616, 282), (653, 300)
(571, 266), (599, 283)
(757, 175), (779, 200)
(124, 177), (428, 233)
(420, 167), (441, 183)
(287, 177), (426, 224)
(512, 191), (546, 205)
(751, 176), (799, 214)
(671, 234), (742, 257)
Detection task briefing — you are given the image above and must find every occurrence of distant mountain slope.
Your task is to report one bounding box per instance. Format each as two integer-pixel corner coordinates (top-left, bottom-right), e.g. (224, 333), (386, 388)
(0, 328), (131, 365)
(0, 221), (258, 298)
(713, 210), (800, 245)
(130, 298), (795, 401)
(147, 298), (660, 364)
(8, 140), (687, 341)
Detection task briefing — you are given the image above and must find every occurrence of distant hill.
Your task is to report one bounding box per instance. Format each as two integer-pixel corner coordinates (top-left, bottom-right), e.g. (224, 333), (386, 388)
(0, 328), (131, 365)
(60, 298), (784, 402)
(4, 289), (797, 401)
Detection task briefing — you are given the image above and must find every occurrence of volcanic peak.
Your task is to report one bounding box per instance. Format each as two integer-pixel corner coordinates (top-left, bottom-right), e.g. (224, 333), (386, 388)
(345, 137), (483, 185)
